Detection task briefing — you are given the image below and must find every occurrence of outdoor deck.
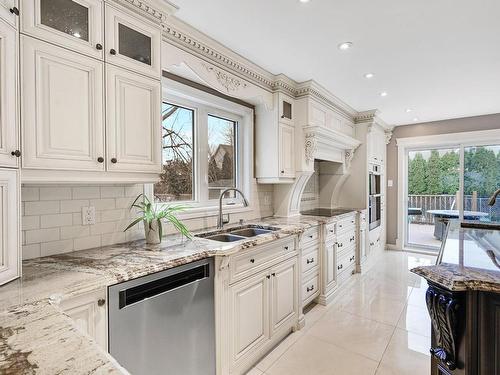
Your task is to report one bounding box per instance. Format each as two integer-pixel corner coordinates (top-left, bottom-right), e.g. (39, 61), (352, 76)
(408, 223), (442, 249)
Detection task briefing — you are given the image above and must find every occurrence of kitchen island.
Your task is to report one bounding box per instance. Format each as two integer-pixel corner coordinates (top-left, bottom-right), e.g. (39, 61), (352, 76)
(412, 221), (500, 375)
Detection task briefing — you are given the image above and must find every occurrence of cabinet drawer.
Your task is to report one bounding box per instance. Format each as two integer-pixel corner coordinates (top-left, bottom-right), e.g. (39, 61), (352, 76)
(230, 237), (295, 283)
(336, 231), (356, 253)
(325, 222), (336, 241)
(302, 226), (319, 247)
(337, 263), (355, 285)
(336, 251), (355, 275)
(336, 216), (356, 234)
(301, 246), (319, 275)
(302, 271), (319, 305)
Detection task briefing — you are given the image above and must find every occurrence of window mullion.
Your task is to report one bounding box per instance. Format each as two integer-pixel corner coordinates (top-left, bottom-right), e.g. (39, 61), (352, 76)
(198, 107), (209, 204)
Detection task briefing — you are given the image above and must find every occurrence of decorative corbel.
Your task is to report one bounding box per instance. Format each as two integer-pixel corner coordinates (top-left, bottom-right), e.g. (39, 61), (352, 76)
(344, 144), (360, 171)
(304, 133), (317, 164)
(385, 131), (393, 145)
(202, 63), (248, 93)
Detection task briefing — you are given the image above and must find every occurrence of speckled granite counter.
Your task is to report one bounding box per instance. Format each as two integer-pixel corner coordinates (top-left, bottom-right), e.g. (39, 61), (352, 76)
(0, 214), (346, 374)
(412, 221), (500, 292)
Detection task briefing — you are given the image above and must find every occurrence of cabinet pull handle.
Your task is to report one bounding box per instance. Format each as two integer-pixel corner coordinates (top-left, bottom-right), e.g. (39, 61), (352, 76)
(110, 48), (117, 55)
(96, 43), (103, 50)
(11, 150), (21, 157)
(97, 157), (104, 163)
(250, 258), (255, 263)
(307, 285), (314, 292)
(97, 298), (105, 307)
(309, 235), (313, 238)
(280, 170), (284, 174)
(111, 158), (117, 163)
(271, 273), (276, 277)
(306, 258), (314, 264)
(329, 229), (334, 233)
(266, 275), (271, 279)
(337, 264), (343, 270)
(9, 7), (19, 15)
(284, 246), (289, 250)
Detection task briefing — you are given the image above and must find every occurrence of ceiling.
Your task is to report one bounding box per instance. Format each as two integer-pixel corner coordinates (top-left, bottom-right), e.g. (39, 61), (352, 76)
(169, 0), (500, 126)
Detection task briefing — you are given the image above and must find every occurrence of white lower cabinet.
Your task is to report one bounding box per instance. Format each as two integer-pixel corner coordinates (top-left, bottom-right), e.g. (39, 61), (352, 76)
(220, 238), (299, 375)
(21, 35), (105, 171)
(230, 270), (269, 363)
(60, 288), (107, 351)
(106, 64), (161, 173)
(0, 168), (19, 286)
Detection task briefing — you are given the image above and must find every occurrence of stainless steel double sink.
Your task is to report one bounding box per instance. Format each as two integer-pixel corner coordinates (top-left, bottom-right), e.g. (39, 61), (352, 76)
(195, 225), (279, 242)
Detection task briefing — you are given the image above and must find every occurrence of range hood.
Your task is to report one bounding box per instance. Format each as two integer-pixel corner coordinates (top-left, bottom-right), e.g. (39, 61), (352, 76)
(303, 125), (360, 164)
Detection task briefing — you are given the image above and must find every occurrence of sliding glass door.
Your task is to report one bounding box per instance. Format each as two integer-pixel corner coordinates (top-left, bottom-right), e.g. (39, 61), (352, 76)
(405, 143), (500, 251)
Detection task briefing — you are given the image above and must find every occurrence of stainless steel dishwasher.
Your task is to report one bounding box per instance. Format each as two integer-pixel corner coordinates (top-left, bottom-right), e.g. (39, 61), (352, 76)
(108, 258), (215, 375)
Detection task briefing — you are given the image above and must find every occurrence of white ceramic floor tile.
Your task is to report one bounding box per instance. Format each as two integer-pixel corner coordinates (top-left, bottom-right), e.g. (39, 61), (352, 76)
(396, 304), (431, 337)
(377, 328), (431, 375)
(245, 367), (264, 375)
(255, 330), (304, 371)
(307, 309), (395, 361)
(266, 334), (379, 375)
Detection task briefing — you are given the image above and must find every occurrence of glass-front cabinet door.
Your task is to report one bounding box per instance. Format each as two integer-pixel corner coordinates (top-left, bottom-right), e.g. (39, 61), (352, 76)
(105, 4), (161, 79)
(21, 0), (104, 59)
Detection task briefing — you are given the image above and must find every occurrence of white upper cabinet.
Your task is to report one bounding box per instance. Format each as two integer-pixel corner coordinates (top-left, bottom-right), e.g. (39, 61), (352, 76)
(21, 0), (104, 59)
(0, 18), (19, 168)
(368, 127), (386, 164)
(21, 36), (105, 171)
(105, 4), (161, 79)
(0, 168), (19, 286)
(0, 0), (18, 28)
(106, 64), (161, 173)
(278, 123), (294, 178)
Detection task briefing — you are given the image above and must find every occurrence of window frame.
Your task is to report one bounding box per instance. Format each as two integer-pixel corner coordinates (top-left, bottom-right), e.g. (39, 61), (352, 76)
(147, 78), (254, 218)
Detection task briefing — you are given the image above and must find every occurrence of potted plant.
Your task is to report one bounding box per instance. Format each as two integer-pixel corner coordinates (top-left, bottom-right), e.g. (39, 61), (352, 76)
(124, 194), (191, 245)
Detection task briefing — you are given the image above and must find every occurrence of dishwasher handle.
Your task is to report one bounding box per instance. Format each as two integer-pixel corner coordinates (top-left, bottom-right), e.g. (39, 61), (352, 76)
(119, 263), (210, 309)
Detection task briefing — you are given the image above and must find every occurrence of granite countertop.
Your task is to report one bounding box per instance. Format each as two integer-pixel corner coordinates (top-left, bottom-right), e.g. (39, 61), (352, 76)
(0, 213), (350, 374)
(412, 220), (500, 292)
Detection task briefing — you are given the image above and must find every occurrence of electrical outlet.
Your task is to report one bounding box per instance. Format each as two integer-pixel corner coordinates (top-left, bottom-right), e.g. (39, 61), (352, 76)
(82, 206), (96, 225)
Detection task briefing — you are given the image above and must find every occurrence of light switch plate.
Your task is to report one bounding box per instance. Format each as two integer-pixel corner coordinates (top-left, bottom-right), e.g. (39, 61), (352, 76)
(387, 179), (393, 187)
(82, 206), (96, 225)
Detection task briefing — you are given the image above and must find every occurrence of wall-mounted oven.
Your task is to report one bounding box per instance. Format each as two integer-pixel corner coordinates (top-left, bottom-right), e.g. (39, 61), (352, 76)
(369, 196), (381, 230)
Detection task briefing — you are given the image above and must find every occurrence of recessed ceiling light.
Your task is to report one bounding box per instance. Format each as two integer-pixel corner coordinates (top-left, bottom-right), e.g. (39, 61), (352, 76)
(338, 42), (353, 51)
(413, 117), (419, 122)
(380, 92), (388, 97)
(405, 108), (413, 113)
(299, 0), (310, 3)
(364, 73), (374, 79)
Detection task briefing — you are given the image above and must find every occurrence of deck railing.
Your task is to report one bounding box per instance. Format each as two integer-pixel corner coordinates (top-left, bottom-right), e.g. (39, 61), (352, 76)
(408, 194), (499, 224)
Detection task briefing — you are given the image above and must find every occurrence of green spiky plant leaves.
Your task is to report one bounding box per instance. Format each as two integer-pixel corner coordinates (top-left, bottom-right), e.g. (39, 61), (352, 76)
(124, 194), (192, 242)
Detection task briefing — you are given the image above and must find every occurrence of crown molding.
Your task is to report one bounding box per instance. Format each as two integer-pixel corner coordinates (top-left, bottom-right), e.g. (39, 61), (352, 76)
(110, 0), (177, 23)
(355, 109), (393, 131)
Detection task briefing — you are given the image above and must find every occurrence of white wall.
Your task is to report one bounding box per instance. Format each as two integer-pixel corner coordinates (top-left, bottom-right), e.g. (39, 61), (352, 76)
(21, 181), (274, 259)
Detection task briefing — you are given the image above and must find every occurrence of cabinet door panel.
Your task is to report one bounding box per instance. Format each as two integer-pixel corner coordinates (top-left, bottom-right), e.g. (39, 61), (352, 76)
(21, 36), (104, 171)
(0, 169), (19, 285)
(105, 4), (160, 78)
(279, 123), (294, 178)
(60, 289), (107, 350)
(0, 19), (18, 167)
(21, 0), (104, 59)
(106, 65), (160, 173)
(0, 0), (17, 28)
(271, 258), (297, 333)
(230, 273), (269, 361)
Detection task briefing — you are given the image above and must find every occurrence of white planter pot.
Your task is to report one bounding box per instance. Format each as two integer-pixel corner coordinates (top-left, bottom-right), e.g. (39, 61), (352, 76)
(144, 220), (161, 244)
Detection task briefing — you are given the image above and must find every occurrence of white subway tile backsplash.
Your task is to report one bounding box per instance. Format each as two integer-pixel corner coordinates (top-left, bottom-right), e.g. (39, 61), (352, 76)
(60, 225), (91, 240)
(22, 216), (40, 231)
(61, 199), (90, 213)
(72, 186), (100, 199)
(40, 213), (73, 228)
(101, 186), (125, 198)
(21, 183), (273, 257)
(21, 187), (39, 201)
(89, 198), (115, 211)
(39, 187), (72, 201)
(74, 236), (101, 251)
(41, 240), (73, 257)
(22, 244), (41, 260)
(24, 201), (60, 215)
(25, 228), (60, 244)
